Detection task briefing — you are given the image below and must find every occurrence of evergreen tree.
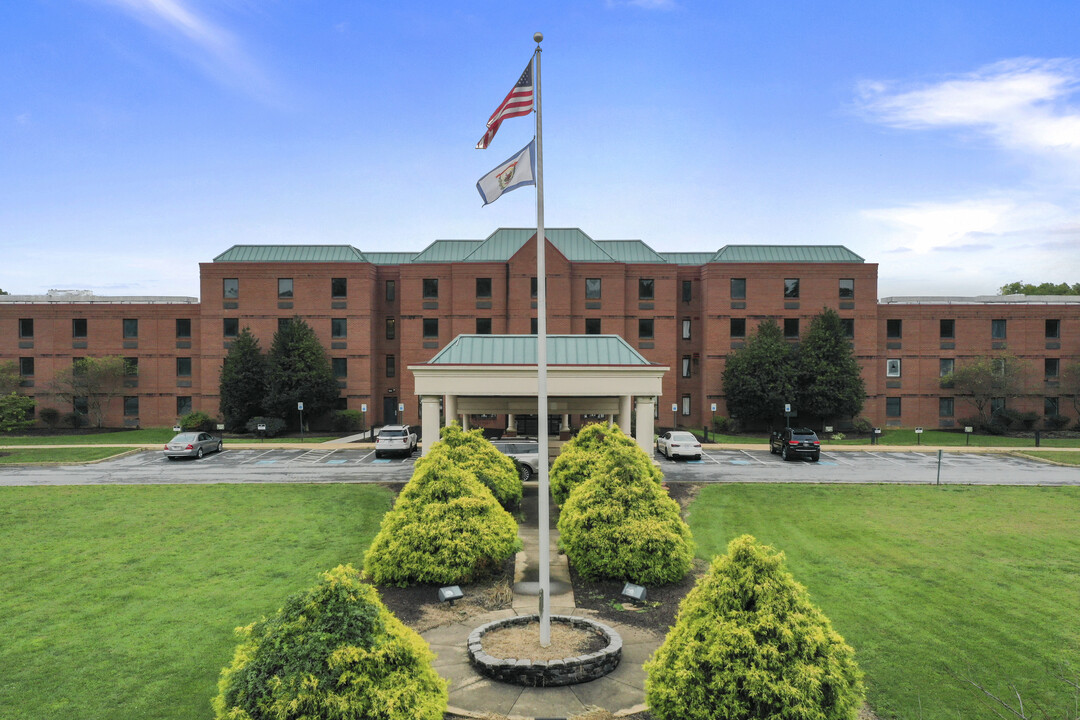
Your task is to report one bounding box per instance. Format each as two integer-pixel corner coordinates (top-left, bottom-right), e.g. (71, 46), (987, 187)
(265, 317), (340, 427)
(722, 320), (796, 427)
(797, 308), (865, 424)
(218, 327), (268, 431)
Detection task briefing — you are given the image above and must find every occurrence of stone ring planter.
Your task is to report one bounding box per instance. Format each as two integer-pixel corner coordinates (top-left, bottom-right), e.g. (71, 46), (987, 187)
(467, 614), (622, 687)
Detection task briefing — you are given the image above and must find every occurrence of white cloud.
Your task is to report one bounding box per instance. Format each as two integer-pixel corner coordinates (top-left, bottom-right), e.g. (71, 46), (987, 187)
(857, 58), (1080, 154)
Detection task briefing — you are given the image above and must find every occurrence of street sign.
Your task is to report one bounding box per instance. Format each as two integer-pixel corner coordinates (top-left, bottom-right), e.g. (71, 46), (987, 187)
(361, 404), (367, 413)
(915, 427), (923, 434)
(172, 425), (181, 433)
(784, 403), (791, 414)
(257, 423), (266, 431)
(216, 424), (225, 431)
(964, 426), (973, 433)
(398, 403), (405, 413)
(710, 403), (717, 412)
(671, 403), (678, 413)
(297, 402), (304, 411)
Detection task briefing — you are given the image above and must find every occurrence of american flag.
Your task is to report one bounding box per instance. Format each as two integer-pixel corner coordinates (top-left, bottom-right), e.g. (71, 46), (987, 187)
(476, 61), (534, 150)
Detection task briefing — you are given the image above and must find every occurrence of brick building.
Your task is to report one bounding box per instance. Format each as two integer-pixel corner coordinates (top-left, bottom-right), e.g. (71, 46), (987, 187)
(2, 228), (1078, 431)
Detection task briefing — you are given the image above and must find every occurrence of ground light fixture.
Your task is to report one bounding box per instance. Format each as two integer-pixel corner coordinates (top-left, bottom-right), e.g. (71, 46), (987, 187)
(621, 582), (647, 604)
(438, 585), (463, 606)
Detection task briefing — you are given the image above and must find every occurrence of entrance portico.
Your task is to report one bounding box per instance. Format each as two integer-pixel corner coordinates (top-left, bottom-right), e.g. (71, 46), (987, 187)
(410, 335), (667, 455)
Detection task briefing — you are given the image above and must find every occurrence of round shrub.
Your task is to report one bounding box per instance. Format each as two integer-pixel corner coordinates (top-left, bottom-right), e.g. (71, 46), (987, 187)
(363, 444), (522, 586)
(557, 443), (692, 585)
(550, 423), (642, 505)
(645, 535), (864, 720)
(212, 564), (447, 720)
(333, 409), (365, 432)
(179, 410), (214, 432)
(245, 416), (286, 437)
(437, 423), (522, 507)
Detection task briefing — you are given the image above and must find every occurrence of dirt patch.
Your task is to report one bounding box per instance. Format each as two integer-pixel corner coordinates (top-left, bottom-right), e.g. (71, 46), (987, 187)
(480, 619), (606, 661)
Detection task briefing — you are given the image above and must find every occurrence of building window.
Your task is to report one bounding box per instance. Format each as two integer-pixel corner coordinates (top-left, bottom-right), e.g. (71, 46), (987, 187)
(839, 278), (854, 299)
(992, 357), (1006, 376)
(123, 396), (139, 416)
(277, 278), (293, 299)
(19, 357), (34, 376)
(223, 318), (239, 337)
(124, 357), (138, 376)
(476, 318), (492, 334)
(731, 278), (746, 300)
(176, 318), (192, 338)
(682, 356), (691, 378)
(223, 278), (239, 299)
(177, 396), (193, 416)
(177, 358), (192, 377)
(681, 280), (692, 303)
(530, 317), (538, 334)
(278, 318), (291, 332)
(990, 397), (1006, 417)
(386, 354), (396, 378)
(331, 318), (347, 339)
(585, 278), (601, 300)
(886, 359), (901, 377)
(423, 318), (438, 338)
(886, 319), (902, 339)
(123, 318), (138, 338)
(840, 318), (855, 339)
(784, 318), (799, 339)
(332, 358), (347, 378)
(784, 278), (800, 299)
(885, 397), (901, 417)
(940, 358), (955, 378)
(73, 397), (88, 417)
(418, 277), (437, 299)
(638, 278), (655, 300)
(1046, 358), (1060, 377)
(682, 394), (691, 416)
(72, 318), (87, 338)
(940, 319), (955, 338)
(639, 318), (654, 339)
(17, 318), (33, 338)
(385, 317), (395, 340)
(476, 277), (492, 298)
(1046, 397), (1060, 416)
(730, 318), (746, 338)
(530, 277), (538, 298)
(682, 319), (691, 340)
(385, 280), (396, 302)
(331, 277), (347, 299)
(585, 318), (601, 335)
(939, 397), (954, 417)
(1046, 319), (1061, 339)
(991, 319), (1007, 339)
(73, 357), (86, 376)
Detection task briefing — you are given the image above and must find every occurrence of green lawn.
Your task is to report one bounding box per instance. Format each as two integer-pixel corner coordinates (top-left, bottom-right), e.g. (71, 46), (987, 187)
(0, 429), (347, 446)
(701, 427), (1080, 448)
(0, 447), (133, 464)
(0, 484), (393, 720)
(687, 484), (1080, 720)
(1020, 450), (1080, 465)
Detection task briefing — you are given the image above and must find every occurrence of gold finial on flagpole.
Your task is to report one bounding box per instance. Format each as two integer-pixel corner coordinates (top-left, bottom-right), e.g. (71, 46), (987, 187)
(534, 32), (543, 44)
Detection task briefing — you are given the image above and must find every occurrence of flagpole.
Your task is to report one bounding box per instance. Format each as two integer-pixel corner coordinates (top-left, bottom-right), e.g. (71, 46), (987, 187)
(532, 31), (551, 648)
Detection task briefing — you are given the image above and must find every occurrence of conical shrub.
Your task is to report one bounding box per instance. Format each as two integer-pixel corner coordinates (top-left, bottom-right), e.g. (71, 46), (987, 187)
(645, 535), (864, 720)
(550, 423), (645, 505)
(437, 423), (522, 507)
(363, 443), (521, 586)
(212, 564), (447, 720)
(557, 443), (692, 585)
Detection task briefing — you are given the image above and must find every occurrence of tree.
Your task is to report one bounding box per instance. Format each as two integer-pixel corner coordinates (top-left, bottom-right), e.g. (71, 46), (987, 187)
(0, 361), (18, 395)
(0, 393), (35, 432)
(999, 281), (1080, 296)
(645, 535), (864, 720)
(48, 356), (126, 428)
(797, 308), (866, 424)
(722, 319), (796, 427)
(941, 353), (1028, 427)
(213, 564), (447, 720)
(264, 317), (339, 427)
(218, 327), (268, 431)
(1063, 360), (1080, 422)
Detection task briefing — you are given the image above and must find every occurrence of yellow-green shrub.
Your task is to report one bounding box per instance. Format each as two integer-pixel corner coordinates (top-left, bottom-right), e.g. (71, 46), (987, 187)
(645, 535), (864, 720)
(557, 443), (692, 585)
(437, 423), (522, 507)
(363, 444), (521, 586)
(550, 423), (645, 505)
(212, 564), (447, 720)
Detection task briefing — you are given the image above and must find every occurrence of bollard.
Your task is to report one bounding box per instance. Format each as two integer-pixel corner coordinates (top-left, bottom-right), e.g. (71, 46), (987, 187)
(1035, 430), (1041, 447)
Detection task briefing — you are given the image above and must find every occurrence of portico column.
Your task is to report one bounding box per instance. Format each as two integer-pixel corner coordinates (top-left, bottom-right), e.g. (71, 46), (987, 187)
(420, 396), (441, 456)
(444, 394), (457, 428)
(505, 413), (517, 437)
(635, 396), (655, 455)
(461, 413), (470, 431)
(559, 413), (570, 440)
(618, 395), (632, 434)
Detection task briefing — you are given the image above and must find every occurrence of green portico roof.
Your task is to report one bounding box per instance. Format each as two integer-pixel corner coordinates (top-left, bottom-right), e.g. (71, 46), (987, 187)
(426, 334), (653, 366)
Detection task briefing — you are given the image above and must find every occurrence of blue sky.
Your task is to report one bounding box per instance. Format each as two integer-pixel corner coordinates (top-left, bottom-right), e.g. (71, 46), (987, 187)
(3, 0), (1079, 298)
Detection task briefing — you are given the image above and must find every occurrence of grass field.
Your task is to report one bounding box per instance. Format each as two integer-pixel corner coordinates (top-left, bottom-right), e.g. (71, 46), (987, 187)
(0, 484), (392, 720)
(702, 426), (1080, 448)
(687, 484), (1080, 720)
(0, 428), (346, 446)
(0, 447), (133, 464)
(1019, 450), (1080, 465)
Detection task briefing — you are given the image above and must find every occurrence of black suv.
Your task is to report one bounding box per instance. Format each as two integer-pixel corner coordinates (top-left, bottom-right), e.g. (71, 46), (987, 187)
(769, 427), (821, 461)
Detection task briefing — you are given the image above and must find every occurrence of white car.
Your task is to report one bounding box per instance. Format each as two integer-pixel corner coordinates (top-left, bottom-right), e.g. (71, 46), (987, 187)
(375, 425), (417, 458)
(656, 430), (702, 460)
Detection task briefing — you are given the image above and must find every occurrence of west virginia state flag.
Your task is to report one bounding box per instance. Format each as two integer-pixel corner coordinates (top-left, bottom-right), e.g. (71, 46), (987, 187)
(476, 140), (536, 206)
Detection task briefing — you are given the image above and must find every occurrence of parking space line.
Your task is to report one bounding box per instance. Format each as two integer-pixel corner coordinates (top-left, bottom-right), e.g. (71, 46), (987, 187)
(739, 449), (770, 465)
(822, 452), (855, 466)
(701, 451), (724, 464)
(242, 449), (278, 464)
(354, 450), (376, 463)
(865, 451), (905, 465)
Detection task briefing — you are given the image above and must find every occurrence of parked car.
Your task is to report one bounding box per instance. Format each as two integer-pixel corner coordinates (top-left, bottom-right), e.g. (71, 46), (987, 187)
(163, 432), (222, 460)
(655, 430), (702, 460)
(770, 427), (821, 461)
(492, 439), (540, 482)
(375, 425), (417, 458)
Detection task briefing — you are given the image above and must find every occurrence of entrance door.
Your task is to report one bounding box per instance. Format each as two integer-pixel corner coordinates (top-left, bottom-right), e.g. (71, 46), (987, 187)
(383, 397), (398, 425)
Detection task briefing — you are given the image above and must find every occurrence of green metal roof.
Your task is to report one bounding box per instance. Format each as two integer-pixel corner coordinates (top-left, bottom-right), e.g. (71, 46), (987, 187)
(597, 240), (668, 264)
(709, 245), (864, 263)
(213, 245), (368, 263)
(546, 229), (614, 262)
(364, 252), (417, 265)
(660, 252), (713, 265)
(461, 228), (534, 262)
(426, 334), (653, 366)
(413, 240), (484, 263)
(458, 228), (617, 263)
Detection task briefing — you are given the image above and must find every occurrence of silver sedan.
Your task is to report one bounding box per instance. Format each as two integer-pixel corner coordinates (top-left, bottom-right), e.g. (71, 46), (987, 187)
(163, 432), (222, 460)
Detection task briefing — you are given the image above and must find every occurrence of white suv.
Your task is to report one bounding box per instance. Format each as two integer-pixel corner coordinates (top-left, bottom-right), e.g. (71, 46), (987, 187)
(375, 425), (417, 458)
